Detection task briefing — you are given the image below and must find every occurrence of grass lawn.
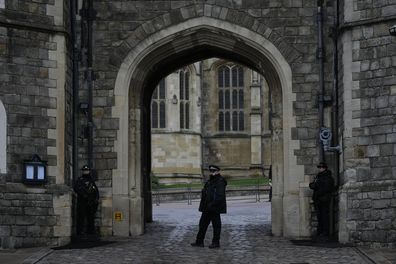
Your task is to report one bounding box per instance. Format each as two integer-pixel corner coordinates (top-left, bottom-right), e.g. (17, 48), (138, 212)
(153, 177), (269, 190)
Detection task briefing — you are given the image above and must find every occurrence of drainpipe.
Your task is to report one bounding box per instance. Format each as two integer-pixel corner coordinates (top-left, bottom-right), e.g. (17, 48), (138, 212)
(87, 0), (95, 170)
(81, 0), (96, 170)
(199, 61), (204, 181)
(71, 0), (79, 185)
(332, 0), (340, 188)
(317, 0), (325, 162)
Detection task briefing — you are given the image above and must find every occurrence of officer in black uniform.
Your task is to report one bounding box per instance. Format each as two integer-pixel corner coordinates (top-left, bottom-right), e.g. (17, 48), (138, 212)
(191, 165), (227, 249)
(74, 165), (99, 236)
(309, 162), (334, 240)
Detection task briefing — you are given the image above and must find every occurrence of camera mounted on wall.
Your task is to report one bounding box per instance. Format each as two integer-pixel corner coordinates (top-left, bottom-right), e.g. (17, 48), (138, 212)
(319, 127), (341, 153)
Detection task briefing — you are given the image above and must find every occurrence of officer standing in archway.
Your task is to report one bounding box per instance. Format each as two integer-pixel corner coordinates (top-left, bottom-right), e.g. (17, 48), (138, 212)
(191, 165), (227, 249)
(74, 165), (99, 236)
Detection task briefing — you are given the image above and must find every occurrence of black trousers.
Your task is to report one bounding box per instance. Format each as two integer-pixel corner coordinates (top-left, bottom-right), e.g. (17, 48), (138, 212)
(314, 200), (330, 236)
(77, 201), (96, 235)
(196, 212), (221, 244)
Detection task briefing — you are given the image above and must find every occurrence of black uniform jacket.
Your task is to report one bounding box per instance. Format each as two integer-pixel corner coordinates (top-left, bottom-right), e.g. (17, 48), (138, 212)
(74, 175), (99, 209)
(199, 174), (227, 214)
(309, 170), (334, 203)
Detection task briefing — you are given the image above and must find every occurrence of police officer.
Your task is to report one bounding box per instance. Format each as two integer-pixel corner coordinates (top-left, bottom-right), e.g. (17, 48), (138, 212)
(309, 162), (334, 240)
(74, 165), (99, 236)
(191, 165), (227, 249)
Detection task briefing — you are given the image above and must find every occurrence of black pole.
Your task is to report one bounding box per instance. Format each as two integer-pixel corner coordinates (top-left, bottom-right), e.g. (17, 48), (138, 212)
(332, 0), (340, 188)
(71, 0), (79, 185)
(317, 0), (325, 162)
(87, 0), (94, 170)
(80, 0), (95, 170)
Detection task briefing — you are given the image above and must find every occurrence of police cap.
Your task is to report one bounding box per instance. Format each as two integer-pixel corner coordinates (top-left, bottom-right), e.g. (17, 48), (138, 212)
(208, 165), (220, 172)
(317, 162), (328, 169)
(81, 165), (90, 171)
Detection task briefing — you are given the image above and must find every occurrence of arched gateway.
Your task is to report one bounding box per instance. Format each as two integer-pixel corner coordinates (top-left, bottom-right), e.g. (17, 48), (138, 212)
(110, 14), (308, 239)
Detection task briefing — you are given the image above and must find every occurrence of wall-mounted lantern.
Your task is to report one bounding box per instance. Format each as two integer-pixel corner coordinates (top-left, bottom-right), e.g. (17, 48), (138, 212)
(172, 94), (178, 104)
(389, 24), (396, 36)
(23, 154), (47, 184)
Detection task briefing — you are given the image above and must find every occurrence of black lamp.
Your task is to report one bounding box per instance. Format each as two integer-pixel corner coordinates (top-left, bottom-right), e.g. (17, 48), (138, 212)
(23, 154), (47, 184)
(389, 25), (396, 36)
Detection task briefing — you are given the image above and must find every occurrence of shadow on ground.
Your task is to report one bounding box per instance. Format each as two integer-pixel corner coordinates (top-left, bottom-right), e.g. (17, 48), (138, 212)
(52, 239), (115, 250)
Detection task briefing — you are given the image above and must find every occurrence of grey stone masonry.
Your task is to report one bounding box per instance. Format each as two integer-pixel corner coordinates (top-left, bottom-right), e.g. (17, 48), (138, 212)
(339, 0), (396, 247)
(0, 183), (72, 248)
(0, 0), (73, 249)
(0, 0), (395, 249)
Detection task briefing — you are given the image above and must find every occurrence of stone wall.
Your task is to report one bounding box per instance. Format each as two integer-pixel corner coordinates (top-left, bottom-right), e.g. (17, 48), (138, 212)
(0, 0), (394, 248)
(0, 0), (73, 248)
(151, 133), (202, 183)
(0, 184), (71, 248)
(338, 0), (396, 247)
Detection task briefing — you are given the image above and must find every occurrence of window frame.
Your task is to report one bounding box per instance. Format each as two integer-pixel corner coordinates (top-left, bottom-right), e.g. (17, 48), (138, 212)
(151, 79), (167, 129)
(217, 64), (245, 132)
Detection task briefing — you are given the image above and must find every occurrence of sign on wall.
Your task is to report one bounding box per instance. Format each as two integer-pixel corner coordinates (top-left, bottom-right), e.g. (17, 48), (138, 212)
(114, 211), (123, 221)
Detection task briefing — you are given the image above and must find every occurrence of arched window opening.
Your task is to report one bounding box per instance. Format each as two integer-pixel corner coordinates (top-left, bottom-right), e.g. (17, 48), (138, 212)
(151, 79), (166, 129)
(218, 65), (244, 131)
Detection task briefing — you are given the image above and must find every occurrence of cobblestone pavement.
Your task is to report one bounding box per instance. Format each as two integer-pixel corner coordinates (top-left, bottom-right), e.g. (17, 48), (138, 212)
(37, 198), (370, 264)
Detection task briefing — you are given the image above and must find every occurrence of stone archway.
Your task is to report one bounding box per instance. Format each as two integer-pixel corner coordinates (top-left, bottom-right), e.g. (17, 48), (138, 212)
(111, 16), (307, 238)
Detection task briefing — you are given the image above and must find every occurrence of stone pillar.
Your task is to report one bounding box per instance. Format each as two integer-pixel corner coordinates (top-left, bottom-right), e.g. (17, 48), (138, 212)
(0, 100), (6, 174)
(250, 71), (262, 169)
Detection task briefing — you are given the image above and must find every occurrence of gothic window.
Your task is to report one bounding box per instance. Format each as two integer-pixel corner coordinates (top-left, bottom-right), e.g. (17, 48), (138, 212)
(218, 65), (244, 132)
(179, 68), (190, 129)
(151, 79), (166, 129)
(0, 100), (6, 173)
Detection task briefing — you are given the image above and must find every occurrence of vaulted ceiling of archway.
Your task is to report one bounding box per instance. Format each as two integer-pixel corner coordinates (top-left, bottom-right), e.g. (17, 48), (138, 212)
(127, 27), (282, 107)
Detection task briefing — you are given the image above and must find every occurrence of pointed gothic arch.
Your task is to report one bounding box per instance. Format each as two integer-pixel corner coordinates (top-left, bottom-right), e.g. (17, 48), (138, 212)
(111, 16), (307, 239)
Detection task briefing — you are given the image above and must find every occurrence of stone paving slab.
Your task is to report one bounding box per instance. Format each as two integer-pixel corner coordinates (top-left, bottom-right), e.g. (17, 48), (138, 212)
(35, 199), (371, 264)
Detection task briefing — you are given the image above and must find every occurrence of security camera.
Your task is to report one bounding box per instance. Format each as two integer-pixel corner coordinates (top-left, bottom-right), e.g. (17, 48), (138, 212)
(319, 127), (341, 153)
(319, 127), (332, 145)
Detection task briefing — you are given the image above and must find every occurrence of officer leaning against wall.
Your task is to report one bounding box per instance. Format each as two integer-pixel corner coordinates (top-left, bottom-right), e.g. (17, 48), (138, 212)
(309, 162), (334, 241)
(74, 165), (99, 237)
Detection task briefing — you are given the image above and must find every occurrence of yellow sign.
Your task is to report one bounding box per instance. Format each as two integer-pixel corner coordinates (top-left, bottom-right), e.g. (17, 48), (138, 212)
(114, 211), (123, 221)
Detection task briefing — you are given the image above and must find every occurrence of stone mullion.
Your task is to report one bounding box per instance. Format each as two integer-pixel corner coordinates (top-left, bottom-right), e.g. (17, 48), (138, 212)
(250, 70), (262, 167)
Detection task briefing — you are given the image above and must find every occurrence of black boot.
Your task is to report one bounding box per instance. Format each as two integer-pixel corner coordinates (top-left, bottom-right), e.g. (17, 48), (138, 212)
(191, 242), (204, 247)
(208, 243), (220, 249)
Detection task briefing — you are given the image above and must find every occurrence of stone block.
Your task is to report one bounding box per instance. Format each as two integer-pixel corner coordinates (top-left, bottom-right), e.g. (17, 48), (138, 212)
(357, 167), (371, 181)
(24, 207), (49, 216)
(0, 226), (11, 236)
(367, 191), (381, 199)
(373, 199), (390, 209)
(347, 209), (364, 220)
(0, 213), (16, 225)
(386, 133), (396, 143)
(15, 216), (35, 225)
(26, 194), (52, 201)
(381, 191), (393, 199)
(12, 226), (27, 236)
(356, 221), (375, 231)
(372, 134), (385, 144)
(381, 208), (396, 220)
(36, 216), (57, 226)
(379, 144), (393, 156)
(361, 230), (388, 243)
(366, 145), (379, 157)
(371, 157), (389, 167)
